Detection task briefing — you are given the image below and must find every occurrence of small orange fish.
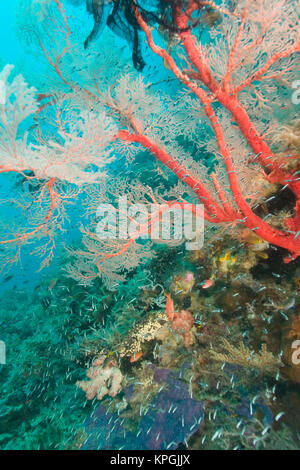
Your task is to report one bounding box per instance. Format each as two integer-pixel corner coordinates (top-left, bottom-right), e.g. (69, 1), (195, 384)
(130, 351), (143, 363)
(202, 279), (214, 289)
(165, 292), (174, 320)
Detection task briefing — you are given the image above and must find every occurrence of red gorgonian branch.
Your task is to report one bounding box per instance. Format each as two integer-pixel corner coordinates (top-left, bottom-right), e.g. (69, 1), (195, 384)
(121, 0), (300, 262)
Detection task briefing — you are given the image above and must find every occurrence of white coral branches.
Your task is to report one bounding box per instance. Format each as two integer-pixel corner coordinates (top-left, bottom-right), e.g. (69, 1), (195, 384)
(0, 65), (38, 165)
(0, 65), (117, 184)
(33, 98), (118, 184)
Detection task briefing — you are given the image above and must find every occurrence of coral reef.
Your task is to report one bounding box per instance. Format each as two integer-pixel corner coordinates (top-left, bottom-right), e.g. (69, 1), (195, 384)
(82, 365), (204, 450)
(1, 0), (300, 453)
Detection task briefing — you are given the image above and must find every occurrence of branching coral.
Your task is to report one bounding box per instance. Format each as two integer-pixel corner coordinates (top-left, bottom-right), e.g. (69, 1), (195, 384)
(1, 0), (300, 283)
(210, 339), (282, 375)
(275, 119), (300, 153)
(0, 64), (117, 271)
